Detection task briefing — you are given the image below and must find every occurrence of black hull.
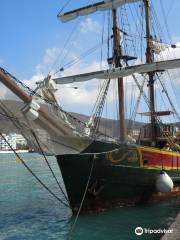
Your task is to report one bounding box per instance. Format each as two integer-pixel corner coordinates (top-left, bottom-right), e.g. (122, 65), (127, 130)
(56, 142), (180, 213)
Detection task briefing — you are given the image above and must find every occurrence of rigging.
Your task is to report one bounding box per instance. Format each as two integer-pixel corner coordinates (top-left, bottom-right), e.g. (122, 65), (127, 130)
(0, 132), (70, 208)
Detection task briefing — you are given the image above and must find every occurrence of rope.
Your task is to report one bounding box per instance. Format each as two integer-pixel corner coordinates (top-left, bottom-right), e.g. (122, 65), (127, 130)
(31, 131), (70, 205)
(52, 20), (80, 75)
(93, 80), (111, 133)
(100, 13), (105, 69)
(132, 75), (179, 150)
(0, 66), (116, 142)
(56, 36), (111, 73)
(68, 155), (95, 240)
(0, 67), (87, 128)
(0, 132), (70, 208)
(128, 78), (146, 130)
(0, 100), (32, 139)
(156, 73), (180, 121)
(57, 0), (72, 16)
(159, 0), (172, 44)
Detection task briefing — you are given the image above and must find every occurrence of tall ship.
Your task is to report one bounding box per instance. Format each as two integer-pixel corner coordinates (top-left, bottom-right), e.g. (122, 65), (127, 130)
(0, 0), (180, 213)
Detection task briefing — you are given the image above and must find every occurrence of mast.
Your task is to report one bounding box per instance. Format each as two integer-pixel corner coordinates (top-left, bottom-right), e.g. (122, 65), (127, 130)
(144, 0), (156, 145)
(112, 8), (126, 142)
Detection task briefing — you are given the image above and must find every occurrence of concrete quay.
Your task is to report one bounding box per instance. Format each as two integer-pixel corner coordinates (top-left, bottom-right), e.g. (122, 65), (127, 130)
(161, 212), (180, 240)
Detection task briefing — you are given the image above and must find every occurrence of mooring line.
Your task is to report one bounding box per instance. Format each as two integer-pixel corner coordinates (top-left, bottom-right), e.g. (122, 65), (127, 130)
(68, 155), (96, 240)
(31, 131), (70, 205)
(0, 132), (69, 208)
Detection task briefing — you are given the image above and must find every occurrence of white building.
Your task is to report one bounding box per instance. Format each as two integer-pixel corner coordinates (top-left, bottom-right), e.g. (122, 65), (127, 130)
(0, 133), (27, 150)
(0, 133), (16, 150)
(132, 129), (140, 137)
(15, 134), (27, 146)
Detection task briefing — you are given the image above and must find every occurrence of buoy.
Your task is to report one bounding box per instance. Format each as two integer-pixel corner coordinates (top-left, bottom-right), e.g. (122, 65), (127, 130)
(156, 171), (174, 193)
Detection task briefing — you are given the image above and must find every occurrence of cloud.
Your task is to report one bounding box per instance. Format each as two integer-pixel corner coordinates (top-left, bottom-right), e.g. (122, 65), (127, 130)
(158, 42), (180, 86)
(0, 46), (146, 118)
(0, 46), (79, 100)
(172, 37), (180, 44)
(2, 39), (180, 118)
(33, 47), (105, 106)
(55, 59), (144, 113)
(36, 47), (62, 74)
(0, 83), (19, 100)
(35, 47), (78, 76)
(0, 73), (45, 101)
(160, 42), (180, 60)
(0, 45), (107, 108)
(55, 60), (108, 106)
(23, 73), (45, 89)
(80, 18), (101, 33)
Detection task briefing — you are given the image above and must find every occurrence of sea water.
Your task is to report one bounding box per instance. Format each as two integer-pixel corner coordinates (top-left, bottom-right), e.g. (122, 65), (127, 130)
(0, 153), (179, 240)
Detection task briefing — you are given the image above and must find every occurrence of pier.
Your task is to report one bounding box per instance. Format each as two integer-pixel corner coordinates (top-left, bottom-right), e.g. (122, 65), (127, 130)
(161, 212), (180, 240)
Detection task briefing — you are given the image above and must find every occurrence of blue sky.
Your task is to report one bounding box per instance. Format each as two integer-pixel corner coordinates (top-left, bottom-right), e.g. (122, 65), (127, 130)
(0, 0), (179, 77)
(0, 0), (180, 120)
(0, 0), (67, 78)
(0, 0), (104, 78)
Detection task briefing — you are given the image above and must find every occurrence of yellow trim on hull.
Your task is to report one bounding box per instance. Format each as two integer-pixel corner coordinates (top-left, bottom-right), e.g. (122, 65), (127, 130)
(143, 165), (180, 171)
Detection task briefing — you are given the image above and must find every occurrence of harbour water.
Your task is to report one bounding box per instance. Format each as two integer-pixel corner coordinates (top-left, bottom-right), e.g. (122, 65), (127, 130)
(0, 153), (179, 240)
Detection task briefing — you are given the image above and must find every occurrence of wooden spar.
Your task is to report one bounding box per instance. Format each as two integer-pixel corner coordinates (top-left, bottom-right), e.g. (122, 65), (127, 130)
(0, 69), (71, 136)
(138, 111), (174, 117)
(53, 58), (180, 84)
(0, 70), (31, 103)
(144, 0), (156, 145)
(112, 9), (126, 142)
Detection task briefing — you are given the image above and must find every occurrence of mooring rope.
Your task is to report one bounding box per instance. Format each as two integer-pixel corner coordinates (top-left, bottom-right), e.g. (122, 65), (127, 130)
(67, 155), (95, 240)
(0, 132), (70, 208)
(31, 131), (70, 205)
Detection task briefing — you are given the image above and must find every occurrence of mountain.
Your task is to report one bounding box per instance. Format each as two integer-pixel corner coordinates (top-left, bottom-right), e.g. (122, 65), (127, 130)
(71, 112), (145, 138)
(0, 100), (179, 138)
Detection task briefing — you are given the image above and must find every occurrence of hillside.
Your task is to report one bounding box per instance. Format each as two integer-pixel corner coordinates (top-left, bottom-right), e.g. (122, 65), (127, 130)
(0, 100), (179, 138)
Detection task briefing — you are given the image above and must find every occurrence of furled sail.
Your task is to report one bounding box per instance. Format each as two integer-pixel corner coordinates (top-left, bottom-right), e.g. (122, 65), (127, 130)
(138, 111), (174, 117)
(152, 41), (169, 55)
(53, 58), (180, 84)
(58, 0), (141, 22)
